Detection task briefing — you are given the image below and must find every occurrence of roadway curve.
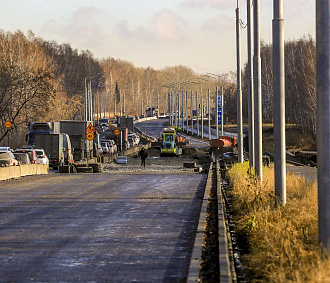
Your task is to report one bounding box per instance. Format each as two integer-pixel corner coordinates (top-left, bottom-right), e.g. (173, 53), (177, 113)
(135, 118), (210, 148)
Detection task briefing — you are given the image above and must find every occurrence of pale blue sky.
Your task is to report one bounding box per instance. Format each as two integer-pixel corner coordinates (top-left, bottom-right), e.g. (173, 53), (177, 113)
(0, 0), (315, 74)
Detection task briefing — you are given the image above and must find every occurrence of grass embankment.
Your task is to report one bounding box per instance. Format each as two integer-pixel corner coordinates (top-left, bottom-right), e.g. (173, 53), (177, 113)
(227, 163), (329, 282)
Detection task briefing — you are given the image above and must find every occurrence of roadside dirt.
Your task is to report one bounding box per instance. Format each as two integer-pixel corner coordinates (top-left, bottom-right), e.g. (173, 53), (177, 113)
(103, 148), (211, 174)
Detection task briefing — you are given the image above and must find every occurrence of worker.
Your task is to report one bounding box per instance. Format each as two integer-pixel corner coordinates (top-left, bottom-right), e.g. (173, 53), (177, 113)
(139, 147), (148, 167)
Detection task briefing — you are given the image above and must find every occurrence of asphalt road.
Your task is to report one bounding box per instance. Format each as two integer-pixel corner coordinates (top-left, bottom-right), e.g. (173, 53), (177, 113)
(286, 165), (317, 183)
(135, 118), (210, 148)
(0, 171), (206, 282)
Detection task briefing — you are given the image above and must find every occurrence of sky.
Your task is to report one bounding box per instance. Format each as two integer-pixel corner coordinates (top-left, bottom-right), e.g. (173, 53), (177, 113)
(0, 0), (315, 74)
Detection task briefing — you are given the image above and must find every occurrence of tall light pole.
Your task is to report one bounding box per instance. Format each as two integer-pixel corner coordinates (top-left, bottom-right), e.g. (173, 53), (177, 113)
(196, 77), (208, 138)
(208, 89), (211, 139)
(207, 73), (223, 139)
(316, 0), (330, 252)
(236, 1), (244, 163)
(247, 0), (255, 168)
(273, 0), (286, 205)
(254, 0), (263, 182)
(216, 86), (219, 139)
(84, 74), (100, 122)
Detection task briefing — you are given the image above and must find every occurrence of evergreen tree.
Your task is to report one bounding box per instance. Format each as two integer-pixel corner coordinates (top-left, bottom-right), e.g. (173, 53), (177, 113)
(115, 81), (120, 104)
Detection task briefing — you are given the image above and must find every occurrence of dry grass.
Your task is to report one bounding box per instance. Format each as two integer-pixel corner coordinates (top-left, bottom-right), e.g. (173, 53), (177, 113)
(227, 163), (330, 282)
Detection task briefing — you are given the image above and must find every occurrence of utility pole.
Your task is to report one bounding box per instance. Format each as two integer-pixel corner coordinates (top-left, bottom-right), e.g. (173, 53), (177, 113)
(254, 0), (263, 181)
(201, 89), (203, 138)
(273, 0), (286, 205)
(186, 91), (188, 132)
(208, 89), (211, 140)
(247, 0), (255, 168)
(191, 91), (193, 135)
(120, 91), (123, 117)
(316, 0), (330, 252)
(174, 93), (177, 127)
(157, 91), (159, 118)
(169, 92), (173, 126)
(181, 91), (184, 129)
(84, 78), (87, 121)
(236, 2), (244, 163)
(196, 91), (199, 136)
(216, 87), (219, 139)
(221, 86), (224, 136)
(123, 90), (126, 116)
(89, 81), (93, 121)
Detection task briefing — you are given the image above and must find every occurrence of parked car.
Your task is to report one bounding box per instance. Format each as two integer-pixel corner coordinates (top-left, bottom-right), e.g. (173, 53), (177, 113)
(128, 136), (134, 147)
(0, 150), (19, 166)
(15, 148), (38, 164)
(0, 147), (12, 151)
(101, 141), (112, 154)
(13, 152), (31, 164)
(35, 149), (49, 165)
(101, 139), (117, 154)
(108, 140), (117, 153)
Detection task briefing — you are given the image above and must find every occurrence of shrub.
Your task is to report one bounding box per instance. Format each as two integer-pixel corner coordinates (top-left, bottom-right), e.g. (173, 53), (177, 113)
(227, 162), (330, 282)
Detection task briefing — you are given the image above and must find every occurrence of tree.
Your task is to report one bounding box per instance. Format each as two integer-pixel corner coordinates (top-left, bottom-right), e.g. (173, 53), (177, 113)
(115, 81), (120, 104)
(0, 30), (56, 144)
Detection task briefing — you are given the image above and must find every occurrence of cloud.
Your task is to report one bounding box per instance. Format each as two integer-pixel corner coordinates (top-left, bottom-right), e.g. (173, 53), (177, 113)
(153, 10), (188, 41)
(116, 9), (188, 43)
(40, 6), (106, 48)
(180, 0), (233, 10)
(202, 13), (234, 33)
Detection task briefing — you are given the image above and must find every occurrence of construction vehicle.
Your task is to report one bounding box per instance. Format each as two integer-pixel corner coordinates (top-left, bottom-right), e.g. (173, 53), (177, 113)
(160, 128), (183, 156)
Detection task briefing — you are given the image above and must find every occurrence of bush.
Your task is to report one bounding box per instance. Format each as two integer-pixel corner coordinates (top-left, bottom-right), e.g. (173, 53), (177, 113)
(227, 162), (330, 282)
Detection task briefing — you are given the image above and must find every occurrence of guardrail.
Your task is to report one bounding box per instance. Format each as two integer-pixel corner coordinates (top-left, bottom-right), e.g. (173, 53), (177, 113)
(187, 160), (236, 282)
(0, 164), (49, 181)
(1, 142), (152, 179)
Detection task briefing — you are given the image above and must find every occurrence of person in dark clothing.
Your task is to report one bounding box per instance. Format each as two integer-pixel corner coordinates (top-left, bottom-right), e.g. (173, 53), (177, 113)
(139, 147), (148, 167)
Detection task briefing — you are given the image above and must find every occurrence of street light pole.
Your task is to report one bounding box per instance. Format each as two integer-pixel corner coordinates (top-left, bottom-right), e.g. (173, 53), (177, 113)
(273, 0), (286, 205)
(196, 91), (199, 136)
(208, 89), (211, 140)
(316, 0), (330, 252)
(247, 0), (255, 168)
(191, 91), (193, 135)
(254, 0), (263, 182)
(216, 86), (219, 139)
(186, 91), (188, 132)
(236, 3), (244, 163)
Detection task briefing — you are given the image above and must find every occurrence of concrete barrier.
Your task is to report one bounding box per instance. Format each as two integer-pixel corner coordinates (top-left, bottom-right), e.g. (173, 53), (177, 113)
(0, 164), (49, 181)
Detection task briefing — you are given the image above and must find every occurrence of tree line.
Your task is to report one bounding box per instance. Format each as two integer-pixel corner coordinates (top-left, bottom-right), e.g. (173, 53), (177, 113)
(242, 36), (316, 137)
(0, 30), (316, 147)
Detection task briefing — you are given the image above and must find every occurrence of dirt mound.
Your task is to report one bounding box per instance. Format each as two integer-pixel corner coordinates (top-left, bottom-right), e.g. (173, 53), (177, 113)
(183, 147), (209, 157)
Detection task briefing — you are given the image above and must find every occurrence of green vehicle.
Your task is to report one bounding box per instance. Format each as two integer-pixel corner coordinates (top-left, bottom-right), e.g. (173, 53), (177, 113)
(160, 128), (182, 156)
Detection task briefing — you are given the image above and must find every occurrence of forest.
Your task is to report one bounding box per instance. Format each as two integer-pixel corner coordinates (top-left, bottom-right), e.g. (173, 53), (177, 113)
(0, 30), (316, 147)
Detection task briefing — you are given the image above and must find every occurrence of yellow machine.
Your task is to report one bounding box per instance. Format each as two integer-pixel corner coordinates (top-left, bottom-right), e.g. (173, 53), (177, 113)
(160, 128), (182, 156)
